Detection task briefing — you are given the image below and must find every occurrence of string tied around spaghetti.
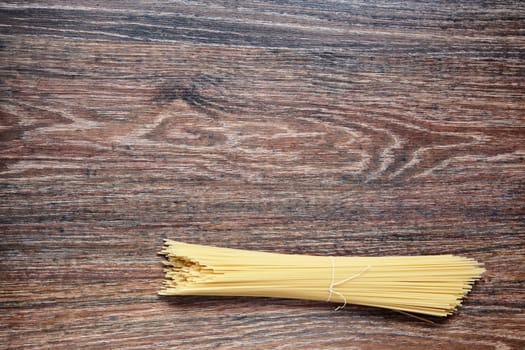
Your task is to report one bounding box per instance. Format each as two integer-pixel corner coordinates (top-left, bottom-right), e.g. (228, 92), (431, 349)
(327, 257), (371, 311)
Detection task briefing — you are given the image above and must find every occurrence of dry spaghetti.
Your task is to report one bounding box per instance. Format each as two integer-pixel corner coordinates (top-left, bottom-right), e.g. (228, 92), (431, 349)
(159, 240), (484, 317)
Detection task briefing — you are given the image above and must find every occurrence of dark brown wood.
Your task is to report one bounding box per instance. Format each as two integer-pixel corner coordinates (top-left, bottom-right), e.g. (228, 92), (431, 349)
(1, 1), (524, 349)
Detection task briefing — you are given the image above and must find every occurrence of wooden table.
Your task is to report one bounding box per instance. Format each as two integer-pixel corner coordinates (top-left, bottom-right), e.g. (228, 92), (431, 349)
(1, 1), (524, 349)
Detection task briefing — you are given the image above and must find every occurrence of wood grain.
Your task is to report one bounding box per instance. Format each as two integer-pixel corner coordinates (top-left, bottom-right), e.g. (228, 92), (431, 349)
(1, 1), (524, 349)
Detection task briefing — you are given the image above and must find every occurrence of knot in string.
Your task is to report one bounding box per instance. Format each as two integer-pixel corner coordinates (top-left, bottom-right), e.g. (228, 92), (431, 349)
(327, 257), (371, 311)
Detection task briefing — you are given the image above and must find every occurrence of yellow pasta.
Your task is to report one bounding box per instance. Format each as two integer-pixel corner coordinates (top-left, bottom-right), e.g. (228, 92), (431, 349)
(159, 240), (484, 317)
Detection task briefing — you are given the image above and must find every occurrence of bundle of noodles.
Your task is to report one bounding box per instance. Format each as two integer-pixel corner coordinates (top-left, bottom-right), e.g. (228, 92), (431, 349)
(159, 240), (484, 317)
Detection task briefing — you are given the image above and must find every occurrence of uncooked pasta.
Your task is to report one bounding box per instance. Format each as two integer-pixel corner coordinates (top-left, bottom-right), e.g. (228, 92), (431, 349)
(159, 240), (484, 317)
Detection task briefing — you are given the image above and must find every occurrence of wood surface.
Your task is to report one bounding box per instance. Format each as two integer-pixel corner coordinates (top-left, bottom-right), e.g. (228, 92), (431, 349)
(1, 1), (524, 349)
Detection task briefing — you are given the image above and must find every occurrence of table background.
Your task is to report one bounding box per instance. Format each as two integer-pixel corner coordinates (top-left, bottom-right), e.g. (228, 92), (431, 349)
(1, 1), (524, 349)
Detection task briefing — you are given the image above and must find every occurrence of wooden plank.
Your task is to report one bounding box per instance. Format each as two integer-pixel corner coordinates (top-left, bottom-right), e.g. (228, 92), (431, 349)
(1, 1), (524, 349)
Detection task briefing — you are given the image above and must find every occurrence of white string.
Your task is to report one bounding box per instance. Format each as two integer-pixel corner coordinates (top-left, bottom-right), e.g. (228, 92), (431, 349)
(327, 257), (371, 311)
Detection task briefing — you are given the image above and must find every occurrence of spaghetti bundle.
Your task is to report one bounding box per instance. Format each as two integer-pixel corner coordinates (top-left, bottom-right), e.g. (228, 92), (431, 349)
(159, 240), (484, 317)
